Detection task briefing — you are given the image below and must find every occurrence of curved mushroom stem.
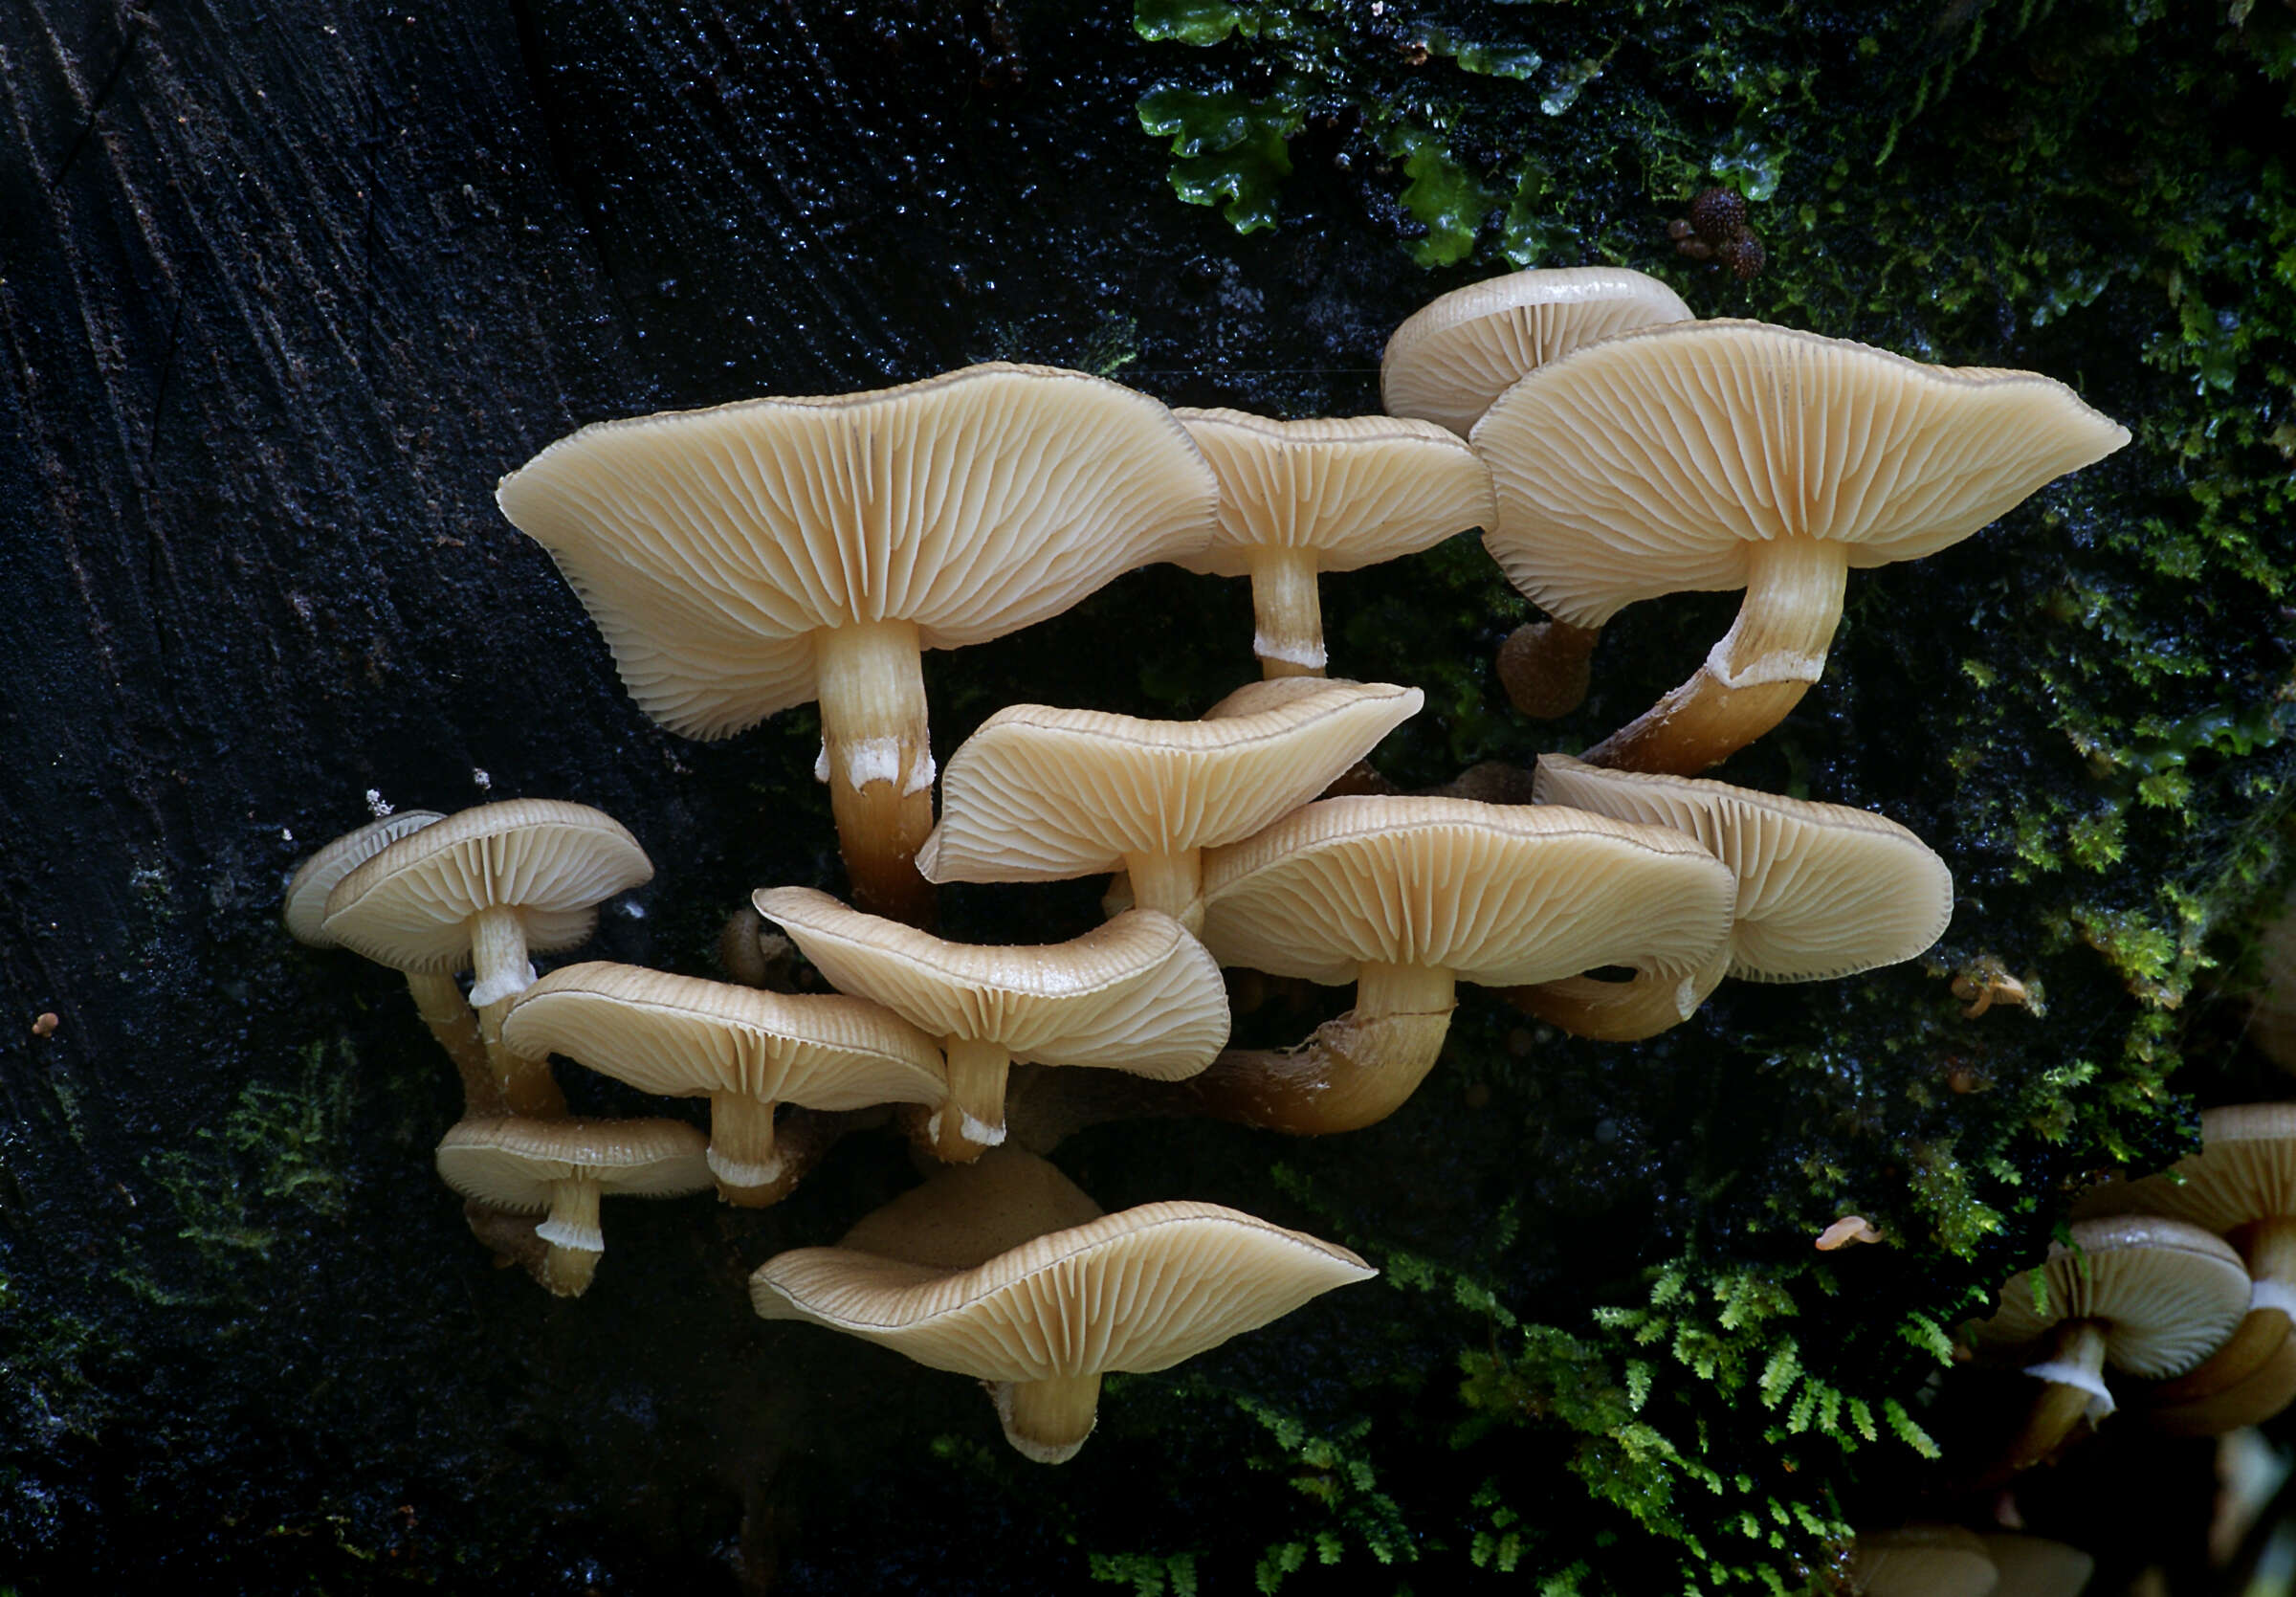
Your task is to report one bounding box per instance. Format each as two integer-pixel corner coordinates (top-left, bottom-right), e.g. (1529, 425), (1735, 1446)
(931, 1037), (1015, 1164)
(1119, 849), (1204, 932)
(405, 970), (503, 1117)
(1496, 619), (1601, 720)
(471, 907), (567, 1119)
(2000, 1319), (2110, 1475)
(2145, 1218), (2296, 1407)
(535, 1176), (605, 1298)
(1248, 547), (1327, 678)
(1504, 945), (1733, 1042)
(991, 1372), (1103, 1464)
(1186, 963), (1457, 1135)
(816, 620), (938, 927)
(708, 1094), (788, 1208)
(1583, 537), (1849, 775)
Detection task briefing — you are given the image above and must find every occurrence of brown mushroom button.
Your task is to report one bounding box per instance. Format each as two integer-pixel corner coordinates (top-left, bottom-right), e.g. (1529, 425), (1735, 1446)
(749, 1148), (1374, 1463)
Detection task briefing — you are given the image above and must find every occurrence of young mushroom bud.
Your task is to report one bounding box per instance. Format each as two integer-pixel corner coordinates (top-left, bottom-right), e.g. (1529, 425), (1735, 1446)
(750, 1148), (1374, 1463)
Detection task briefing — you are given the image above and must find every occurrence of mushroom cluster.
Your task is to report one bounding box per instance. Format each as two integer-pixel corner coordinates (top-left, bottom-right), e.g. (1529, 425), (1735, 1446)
(289, 268), (2126, 1489)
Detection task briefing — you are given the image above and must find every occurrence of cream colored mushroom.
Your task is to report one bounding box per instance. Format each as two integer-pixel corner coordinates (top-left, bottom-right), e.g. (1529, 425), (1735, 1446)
(1380, 265), (1694, 438)
(916, 677), (1423, 931)
(1963, 1215), (2249, 1476)
(1171, 410), (1492, 677)
(749, 1148), (1374, 1462)
(1507, 753), (1953, 1039)
(500, 962), (945, 1207)
(320, 799), (652, 1118)
(1473, 320), (2130, 774)
(2071, 1103), (2296, 1433)
(434, 1116), (710, 1297)
(285, 810), (498, 1116)
(753, 887), (1227, 1163)
(1189, 796), (1734, 1133)
(497, 364), (1217, 924)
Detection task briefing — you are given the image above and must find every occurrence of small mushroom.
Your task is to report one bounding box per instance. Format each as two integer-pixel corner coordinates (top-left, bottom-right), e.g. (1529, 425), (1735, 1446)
(320, 799), (653, 1118)
(1473, 320), (2131, 774)
(497, 364), (1218, 924)
(434, 1116), (711, 1296)
(2070, 1103), (2296, 1431)
(1380, 265), (1694, 439)
(1188, 796), (1734, 1133)
(285, 810), (499, 1116)
(1506, 753), (1953, 1039)
(1963, 1215), (2250, 1476)
(1170, 410), (1493, 678)
(749, 1148), (1374, 1462)
(753, 888), (1228, 1163)
(916, 677), (1423, 931)
(500, 962), (946, 1207)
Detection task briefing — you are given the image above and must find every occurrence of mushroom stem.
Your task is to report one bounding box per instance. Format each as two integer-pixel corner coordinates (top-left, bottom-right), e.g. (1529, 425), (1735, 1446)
(1495, 619), (1601, 720)
(933, 1036), (1016, 1163)
(1583, 537), (1849, 775)
(470, 907), (567, 1119)
(708, 1093), (785, 1207)
(1247, 547), (1327, 678)
(992, 1372), (1104, 1465)
(537, 1176), (606, 1298)
(405, 970), (504, 1117)
(1503, 946), (1732, 1042)
(815, 619), (938, 926)
(1188, 962), (1458, 1135)
(1119, 849), (1205, 932)
(2146, 1217), (2296, 1406)
(2002, 1318), (2110, 1474)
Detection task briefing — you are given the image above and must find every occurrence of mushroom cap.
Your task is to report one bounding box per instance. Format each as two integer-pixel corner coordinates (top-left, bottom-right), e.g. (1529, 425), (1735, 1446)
(282, 810), (445, 946)
(1197, 795), (1735, 987)
(496, 363), (1218, 739)
(916, 678), (1424, 884)
(1532, 753), (1953, 982)
(1973, 1535), (2091, 1597)
(752, 887), (1227, 1077)
(1380, 266), (1695, 437)
(837, 1147), (1110, 1270)
(750, 1156), (1374, 1384)
(1471, 319), (2133, 627)
(1965, 1215), (2251, 1380)
(1167, 410), (1494, 577)
(320, 799), (653, 975)
(2071, 1102), (2296, 1237)
(1848, 1525), (1998, 1597)
(433, 1116), (712, 1210)
(499, 961), (946, 1111)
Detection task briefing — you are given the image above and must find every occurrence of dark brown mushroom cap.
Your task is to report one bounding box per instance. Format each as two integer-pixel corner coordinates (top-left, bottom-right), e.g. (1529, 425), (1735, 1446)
(499, 961), (946, 1110)
(320, 799), (652, 974)
(750, 1177), (1374, 1384)
(753, 887), (1228, 1077)
(1381, 266), (1695, 437)
(1471, 319), (2133, 628)
(496, 363), (1218, 739)
(281, 810), (446, 947)
(1965, 1215), (2251, 1381)
(916, 679), (1423, 884)
(1197, 795), (1734, 987)
(433, 1116), (712, 1211)
(1533, 753), (1953, 981)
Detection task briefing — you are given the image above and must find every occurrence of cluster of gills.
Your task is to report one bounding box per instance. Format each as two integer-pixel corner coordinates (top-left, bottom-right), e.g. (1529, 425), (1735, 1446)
(290, 267), (2129, 1477)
